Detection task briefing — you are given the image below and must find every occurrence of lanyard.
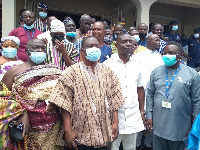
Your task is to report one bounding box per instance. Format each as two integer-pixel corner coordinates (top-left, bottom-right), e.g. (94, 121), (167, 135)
(165, 65), (180, 99)
(23, 27), (35, 40)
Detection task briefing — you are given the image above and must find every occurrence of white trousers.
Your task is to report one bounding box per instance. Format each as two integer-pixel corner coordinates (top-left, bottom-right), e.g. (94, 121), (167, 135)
(110, 133), (138, 150)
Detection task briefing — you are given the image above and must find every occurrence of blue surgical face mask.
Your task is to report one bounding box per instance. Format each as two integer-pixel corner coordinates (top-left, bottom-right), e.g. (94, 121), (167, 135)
(132, 35), (140, 42)
(23, 23), (34, 30)
(85, 47), (101, 62)
(3, 48), (17, 58)
(162, 55), (177, 66)
(29, 51), (46, 64)
(66, 32), (77, 37)
(39, 12), (47, 18)
(172, 25), (178, 31)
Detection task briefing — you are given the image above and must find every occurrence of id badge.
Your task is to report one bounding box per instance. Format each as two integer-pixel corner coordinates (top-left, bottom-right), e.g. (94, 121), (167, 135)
(162, 101), (171, 109)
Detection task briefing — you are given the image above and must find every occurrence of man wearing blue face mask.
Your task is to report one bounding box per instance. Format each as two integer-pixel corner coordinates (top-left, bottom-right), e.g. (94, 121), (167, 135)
(9, 10), (42, 62)
(146, 41), (200, 150)
(45, 19), (79, 70)
(164, 20), (181, 43)
(2, 39), (65, 149)
(34, 2), (48, 32)
(64, 17), (80, 53)
(49, 36), (125, 150)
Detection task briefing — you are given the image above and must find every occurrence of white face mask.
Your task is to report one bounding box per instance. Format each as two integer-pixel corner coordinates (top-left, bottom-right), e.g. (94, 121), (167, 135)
(194, 33), (200, 39)
(132, 35), (140, 42)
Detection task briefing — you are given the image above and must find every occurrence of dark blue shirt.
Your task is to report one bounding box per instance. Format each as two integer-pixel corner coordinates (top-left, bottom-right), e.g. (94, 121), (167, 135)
(138, 39), (147, 47)
(188, 37), (200, 63)
(100, 44), (112, 63)
(164, 32), (181, 43)
(181, 39), (188, 47)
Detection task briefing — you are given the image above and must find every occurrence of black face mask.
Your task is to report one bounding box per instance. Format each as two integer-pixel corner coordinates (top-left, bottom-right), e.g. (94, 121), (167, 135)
(139, 33), (147, 38)
(52, 34), (65, 44)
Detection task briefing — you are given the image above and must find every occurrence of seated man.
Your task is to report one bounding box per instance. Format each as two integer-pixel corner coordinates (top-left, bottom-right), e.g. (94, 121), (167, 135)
(2, 39), (64, 149)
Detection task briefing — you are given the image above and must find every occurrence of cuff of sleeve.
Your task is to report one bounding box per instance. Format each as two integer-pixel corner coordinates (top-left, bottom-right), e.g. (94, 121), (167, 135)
(146, 111), (153, 119)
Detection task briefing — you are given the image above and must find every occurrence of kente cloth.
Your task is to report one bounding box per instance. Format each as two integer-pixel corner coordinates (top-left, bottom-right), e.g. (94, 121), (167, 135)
(26, 120), (64, 150)
(50, 62), (125, 147)
(12, 64), (62, 133)
(0, 83), (25, 150)
(110, 41), (118, 54)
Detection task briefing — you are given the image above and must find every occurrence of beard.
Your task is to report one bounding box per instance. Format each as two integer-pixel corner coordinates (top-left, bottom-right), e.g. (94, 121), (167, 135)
(139, 33), (147, 38)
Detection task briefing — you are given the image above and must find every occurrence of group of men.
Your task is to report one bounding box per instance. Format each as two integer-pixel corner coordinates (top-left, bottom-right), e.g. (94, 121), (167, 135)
(1, 2), (200, 150)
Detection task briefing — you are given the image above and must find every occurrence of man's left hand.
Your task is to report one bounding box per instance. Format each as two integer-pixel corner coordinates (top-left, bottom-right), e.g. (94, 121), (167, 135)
(111, 122), (119, 141)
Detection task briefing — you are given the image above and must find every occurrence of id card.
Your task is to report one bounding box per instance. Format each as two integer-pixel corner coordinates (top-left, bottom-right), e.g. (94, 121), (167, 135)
(162, 101), (171, 109)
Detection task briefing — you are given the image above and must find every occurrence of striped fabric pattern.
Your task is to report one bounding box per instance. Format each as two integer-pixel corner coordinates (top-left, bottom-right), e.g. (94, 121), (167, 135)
(34, 18), (48, 33)
(0, 86), (25, 149)
(45, 40), (79, 70)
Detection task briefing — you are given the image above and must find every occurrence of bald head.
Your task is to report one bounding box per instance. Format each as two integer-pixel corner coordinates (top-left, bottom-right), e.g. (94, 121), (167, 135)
(27, 39), (45, 49)
(147, 34), (160, 51)
(92, 21), (105, 42)
(27, 39), (46, 54)
(138, 23), (148, 29)
(80, 14), (91, 22)
(147, 34), (159, 42)
(93, 21), (105, 29)
(79, 14), (91, 33)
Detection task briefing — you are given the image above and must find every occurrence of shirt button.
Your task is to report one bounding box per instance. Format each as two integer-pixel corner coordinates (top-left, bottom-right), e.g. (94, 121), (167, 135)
(125, 76), (127, 78)
(125, 119), (126, 121)
(125, 97), (127, 99)
(126, 86), (127, 88)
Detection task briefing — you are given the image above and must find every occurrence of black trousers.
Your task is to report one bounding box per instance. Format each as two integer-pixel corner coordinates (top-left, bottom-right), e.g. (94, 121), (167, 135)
(65, 145), (107, 150)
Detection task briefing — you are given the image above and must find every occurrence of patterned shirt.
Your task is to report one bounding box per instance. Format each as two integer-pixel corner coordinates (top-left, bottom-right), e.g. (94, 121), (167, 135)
(34, 18), (48, 32)
(45, 40), (79, 70)
(49, 62), (124, 147)
(158, 39), (167, 53)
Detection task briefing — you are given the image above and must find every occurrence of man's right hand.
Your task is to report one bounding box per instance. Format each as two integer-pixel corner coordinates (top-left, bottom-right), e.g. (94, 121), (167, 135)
(65, 129), (78, 150)
(146, 119), (153, 133)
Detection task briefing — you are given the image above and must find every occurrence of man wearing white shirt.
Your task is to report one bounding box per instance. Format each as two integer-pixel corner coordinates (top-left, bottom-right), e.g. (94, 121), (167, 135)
(134, 34), (164, 88)
(134, 34), (164, 150)
(104, 33), (145, 150)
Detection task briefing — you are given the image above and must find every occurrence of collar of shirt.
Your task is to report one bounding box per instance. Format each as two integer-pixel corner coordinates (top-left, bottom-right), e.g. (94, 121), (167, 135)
(110, 53), (134, 64)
